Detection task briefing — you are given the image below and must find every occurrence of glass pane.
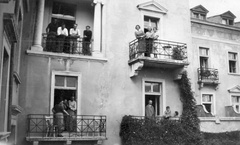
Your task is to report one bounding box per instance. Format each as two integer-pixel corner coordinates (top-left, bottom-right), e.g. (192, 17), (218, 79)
(55, 76), (64, 87)
(153, 83), (160, 92)
(145, 82), (151, 92)
(229, 52), (236, 60)
(232, 96), (237, 103)
(199, 48), (208, 56)
(202, 94), (211, 102)
(203, 104), (211, 113)
(66, 76), (77, 87)
(222, 19), (227, 24)
(236, 105), (240, 112)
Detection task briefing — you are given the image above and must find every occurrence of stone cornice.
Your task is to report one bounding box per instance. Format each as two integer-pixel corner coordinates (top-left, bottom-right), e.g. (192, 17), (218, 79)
(191, 18), (240, 32)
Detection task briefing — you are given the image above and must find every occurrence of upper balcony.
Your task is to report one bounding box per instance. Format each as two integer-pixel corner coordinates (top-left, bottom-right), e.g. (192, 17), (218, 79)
(41, 34), (92, 56)
(28, 0), (106, 61)
(197, 68), (219, 89)
(128, 38), (189, 77)
(26, 114), (107, 145)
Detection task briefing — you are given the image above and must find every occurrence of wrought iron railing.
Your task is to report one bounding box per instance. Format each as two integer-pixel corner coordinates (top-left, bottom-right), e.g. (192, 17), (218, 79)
(27, 114), (106, 138)
(197, 68), (219, 82)
(129, 38), (187, 61)
(42, 33), (92, 55)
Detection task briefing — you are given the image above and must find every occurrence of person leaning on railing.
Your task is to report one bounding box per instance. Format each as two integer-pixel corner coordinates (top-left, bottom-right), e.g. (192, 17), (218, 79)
(52, 98), (70, 137)
(45, 18), (58, 52)
(56, 23), (68, 53)
(134, 25), (146, 57)
(69, 24), (80, 54)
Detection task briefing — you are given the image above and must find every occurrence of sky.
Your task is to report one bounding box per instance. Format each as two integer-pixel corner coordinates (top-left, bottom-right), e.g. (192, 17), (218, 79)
(189, 0), (240, 21)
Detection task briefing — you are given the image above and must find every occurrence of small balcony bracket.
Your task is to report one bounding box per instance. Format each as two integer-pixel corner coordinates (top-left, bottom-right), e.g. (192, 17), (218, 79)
(129, 61), (144, 77)
(173, 67), (187, 81)
(198, 81), (219, 90)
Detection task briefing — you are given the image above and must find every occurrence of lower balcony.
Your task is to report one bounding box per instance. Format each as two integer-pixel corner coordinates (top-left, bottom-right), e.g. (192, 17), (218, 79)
(26, 114), (107, 145)
(197, 68), (219, 90)
(128, 39), (189, 77)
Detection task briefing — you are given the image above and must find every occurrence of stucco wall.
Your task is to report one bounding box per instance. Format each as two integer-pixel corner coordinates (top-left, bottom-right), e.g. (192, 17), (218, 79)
(191, 21), (240, 117)
(18, 0), (191, 145)
(200, 117), (240, 133)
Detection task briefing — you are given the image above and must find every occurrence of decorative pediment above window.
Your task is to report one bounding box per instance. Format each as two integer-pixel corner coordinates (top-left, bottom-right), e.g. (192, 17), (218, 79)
(228, 85), (240, 93)
(221, 11), (236, 19)
(190, 5), (209, 15)
(137, 1), (168, 14)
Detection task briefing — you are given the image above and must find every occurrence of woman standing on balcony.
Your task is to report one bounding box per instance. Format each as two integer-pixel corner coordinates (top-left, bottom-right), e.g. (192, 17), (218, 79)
(152, 27), (159, 58)
(145, 27), (154, 57)
(134, 25), (145, 57)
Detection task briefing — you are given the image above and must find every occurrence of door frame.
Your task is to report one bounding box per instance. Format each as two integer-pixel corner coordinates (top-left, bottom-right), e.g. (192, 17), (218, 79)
(50, 71), (82, 115)
(142, 78), (166, 116)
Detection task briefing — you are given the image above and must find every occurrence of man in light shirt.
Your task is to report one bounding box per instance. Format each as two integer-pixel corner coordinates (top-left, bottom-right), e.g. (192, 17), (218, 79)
(57, 23), (68, 52)
(69, 24), (80, 54)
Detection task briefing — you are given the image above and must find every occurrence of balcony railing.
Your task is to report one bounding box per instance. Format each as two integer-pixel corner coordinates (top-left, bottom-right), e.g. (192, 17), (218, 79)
(197, 68), (219, 82)
(27, 114), (106, 139)
(129, 39), (187, 61)
(130, 116), (180, 122)
(42, 33), (92, 55)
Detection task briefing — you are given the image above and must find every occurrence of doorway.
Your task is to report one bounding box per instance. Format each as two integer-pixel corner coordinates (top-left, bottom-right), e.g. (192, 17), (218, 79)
(145, 95), (160, 116)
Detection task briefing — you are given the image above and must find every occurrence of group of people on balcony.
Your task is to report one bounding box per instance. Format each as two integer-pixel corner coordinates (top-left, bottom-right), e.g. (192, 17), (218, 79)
(135, 25), (160, 57)
(52, 95), (77, 137)
(145, 100), (179, 120)
(45, 19), (92, 55)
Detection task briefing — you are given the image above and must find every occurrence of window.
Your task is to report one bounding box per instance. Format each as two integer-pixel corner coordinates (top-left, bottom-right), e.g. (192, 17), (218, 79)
(51, 2), (76, 30)
(144, 82), (161, 116)
(229, 52), (237, 73)
(202, 94), (214, 114)
(54, 75), (77, 106)
(232, 95), (240, 113)
(144, 16), (159, 33)
(193, 13), (206, 20)
(199, 47), (209, 69)
(51, 72), (81, 115)
(222, 18), (234, 25)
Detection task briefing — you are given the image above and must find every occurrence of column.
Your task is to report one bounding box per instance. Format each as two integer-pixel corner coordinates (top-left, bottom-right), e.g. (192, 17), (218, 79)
(93, 0), (102, 56)
(31, 0), (45, 51)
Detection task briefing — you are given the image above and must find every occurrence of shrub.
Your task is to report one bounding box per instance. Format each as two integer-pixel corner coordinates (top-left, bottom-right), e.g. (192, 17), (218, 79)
(172, 46), (185, 60)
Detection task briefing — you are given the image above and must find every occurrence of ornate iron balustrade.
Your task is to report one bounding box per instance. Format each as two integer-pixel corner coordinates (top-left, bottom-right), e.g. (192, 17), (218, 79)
(197, 68), (219, 82)
(27, 114), (106, 138)
(41, 33), (92, 55)
(129, 38), (187, 61)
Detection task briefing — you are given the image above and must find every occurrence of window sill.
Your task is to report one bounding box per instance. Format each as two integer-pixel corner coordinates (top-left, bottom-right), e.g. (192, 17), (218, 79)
(228, 73), (240, 76)
(26, 50), (108, 62)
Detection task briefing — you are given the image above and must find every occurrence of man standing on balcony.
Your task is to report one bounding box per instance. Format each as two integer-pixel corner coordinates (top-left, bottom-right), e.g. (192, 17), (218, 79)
(145, 100), (155, 119)
(46, 19), (58, 52)
(82, 26), (92, 55)
(57, 23), (68, 53)
(69, 24), (80, 54)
